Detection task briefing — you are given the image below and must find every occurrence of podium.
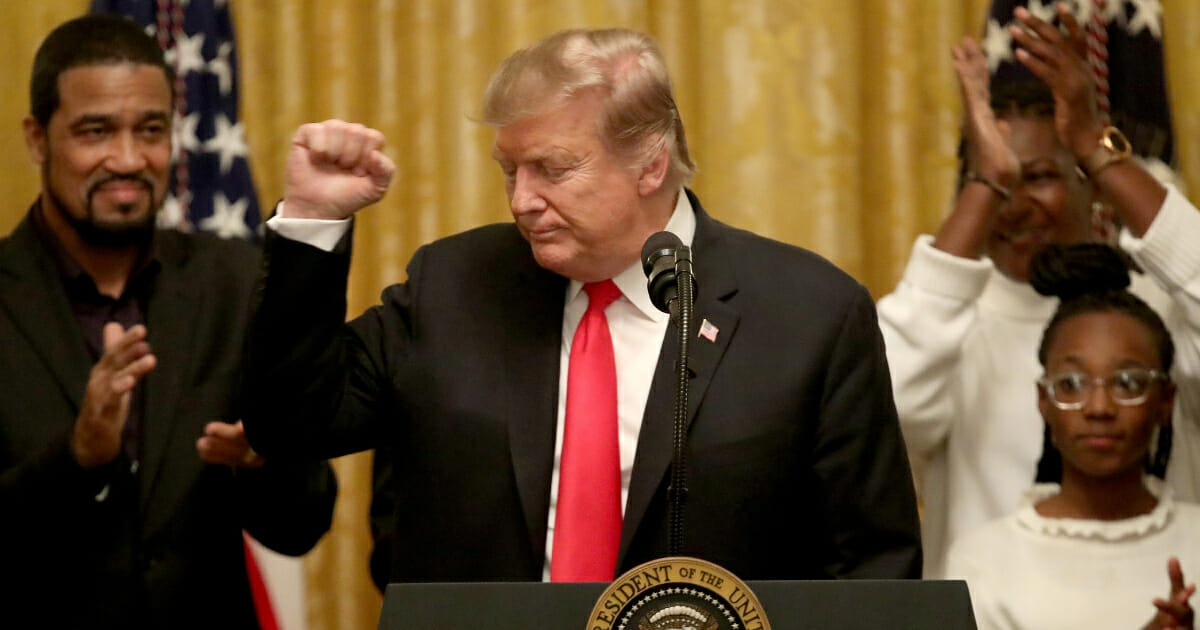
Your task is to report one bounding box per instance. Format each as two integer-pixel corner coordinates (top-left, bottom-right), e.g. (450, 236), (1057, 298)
(379, 579), (977, 629)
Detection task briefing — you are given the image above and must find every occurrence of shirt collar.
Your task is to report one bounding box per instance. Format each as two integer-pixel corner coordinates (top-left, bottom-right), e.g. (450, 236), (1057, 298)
(567, 188), (697, 319)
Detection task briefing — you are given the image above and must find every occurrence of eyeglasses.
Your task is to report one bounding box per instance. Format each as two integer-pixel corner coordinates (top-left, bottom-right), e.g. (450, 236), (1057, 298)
(1038, 368), (1169, 411)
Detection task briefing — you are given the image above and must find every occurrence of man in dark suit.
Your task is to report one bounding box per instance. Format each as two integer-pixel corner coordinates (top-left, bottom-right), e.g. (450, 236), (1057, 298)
(0, 15), (336, 629)
(245, 28), (920, 584)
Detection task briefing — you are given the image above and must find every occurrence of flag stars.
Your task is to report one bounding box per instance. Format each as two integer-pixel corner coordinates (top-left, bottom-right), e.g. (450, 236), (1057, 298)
(204, 114), (250, 174)
(1069, 0), (1095, 24)
(1026, 0), (1057, 24)
(168, 31), (207, 77)
(208, 42), (234, 96)
(158, 192), (192, 232)
(1099, 0), (1127, 27)
(981, 18), (1014, 73)
(200, 194), (252, 239)
(1128, 0), (1163, 39)
(173, 112), (203, 158)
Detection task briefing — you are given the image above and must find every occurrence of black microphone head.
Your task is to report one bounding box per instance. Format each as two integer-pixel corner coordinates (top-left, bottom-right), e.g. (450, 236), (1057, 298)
(641, 231), (683, 277)
(642, 232), (681, 314)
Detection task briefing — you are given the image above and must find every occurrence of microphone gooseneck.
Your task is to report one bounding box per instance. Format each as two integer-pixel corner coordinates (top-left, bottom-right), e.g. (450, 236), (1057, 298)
(639, 231), (698, 556)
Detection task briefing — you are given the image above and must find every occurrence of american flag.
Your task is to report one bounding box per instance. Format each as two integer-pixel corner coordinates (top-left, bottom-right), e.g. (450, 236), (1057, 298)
(980, 0), (1174, 171)
(91, 0), (261, 240)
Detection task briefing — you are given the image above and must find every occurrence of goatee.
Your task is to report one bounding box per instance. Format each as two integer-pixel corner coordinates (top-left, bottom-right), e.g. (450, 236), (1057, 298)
(47, 175), (159, 249)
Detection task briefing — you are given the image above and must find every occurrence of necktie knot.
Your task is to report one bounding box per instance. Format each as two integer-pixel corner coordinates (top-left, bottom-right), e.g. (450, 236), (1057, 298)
(584, 280), (621, 314)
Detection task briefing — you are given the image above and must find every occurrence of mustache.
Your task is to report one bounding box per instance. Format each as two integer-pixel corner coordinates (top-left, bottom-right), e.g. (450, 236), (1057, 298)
(87, 173), (155, 199)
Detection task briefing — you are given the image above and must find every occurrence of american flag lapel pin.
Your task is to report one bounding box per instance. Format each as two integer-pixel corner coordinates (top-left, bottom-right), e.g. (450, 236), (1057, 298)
(698, 318), (719, 343)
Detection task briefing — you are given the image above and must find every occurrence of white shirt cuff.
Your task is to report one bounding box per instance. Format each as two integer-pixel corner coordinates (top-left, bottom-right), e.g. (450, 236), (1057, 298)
(266, 202), (352, 253)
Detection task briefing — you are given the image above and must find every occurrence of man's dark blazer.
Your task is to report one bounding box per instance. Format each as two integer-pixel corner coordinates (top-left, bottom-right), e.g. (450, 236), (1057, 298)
(245, 190), (921, 583)
(0, 210), (337, 630)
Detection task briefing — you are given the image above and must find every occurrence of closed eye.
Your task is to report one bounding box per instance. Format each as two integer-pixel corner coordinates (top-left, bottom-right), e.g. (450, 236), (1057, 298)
(541, 164), (570, 180)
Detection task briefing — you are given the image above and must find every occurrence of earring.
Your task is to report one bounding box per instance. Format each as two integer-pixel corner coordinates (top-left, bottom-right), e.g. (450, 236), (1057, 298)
(1091, 201), (1118, 244)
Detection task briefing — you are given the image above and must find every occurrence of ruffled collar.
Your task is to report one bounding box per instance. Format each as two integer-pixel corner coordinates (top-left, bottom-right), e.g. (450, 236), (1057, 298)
(1015, 477), (1174, 541)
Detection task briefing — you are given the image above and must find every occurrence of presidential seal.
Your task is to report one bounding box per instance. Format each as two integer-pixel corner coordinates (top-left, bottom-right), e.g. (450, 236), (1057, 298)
(586, 557), (770, 630)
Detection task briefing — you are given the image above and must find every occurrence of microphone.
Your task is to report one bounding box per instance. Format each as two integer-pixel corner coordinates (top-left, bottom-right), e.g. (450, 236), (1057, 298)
(641, 231), (696, 319)
(641, 231), (681, 315)
(641, 231), (698, 557)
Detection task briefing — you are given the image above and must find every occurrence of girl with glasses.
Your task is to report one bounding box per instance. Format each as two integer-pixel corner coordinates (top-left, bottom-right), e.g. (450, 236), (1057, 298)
(945, 243), (1197, 630)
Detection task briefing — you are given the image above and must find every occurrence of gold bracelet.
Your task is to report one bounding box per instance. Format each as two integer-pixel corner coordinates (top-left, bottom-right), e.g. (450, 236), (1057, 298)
(963, 171), (1011, 200)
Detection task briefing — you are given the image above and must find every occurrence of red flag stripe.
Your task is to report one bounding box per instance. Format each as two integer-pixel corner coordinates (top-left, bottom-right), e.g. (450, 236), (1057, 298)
(243, 533), (281, 630)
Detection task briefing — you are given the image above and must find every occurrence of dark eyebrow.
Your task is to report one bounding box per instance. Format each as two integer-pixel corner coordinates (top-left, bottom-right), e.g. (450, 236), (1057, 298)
(70, 113), (116, 128)
(138, 111), (172, 124)
(69, 110), (171, 128)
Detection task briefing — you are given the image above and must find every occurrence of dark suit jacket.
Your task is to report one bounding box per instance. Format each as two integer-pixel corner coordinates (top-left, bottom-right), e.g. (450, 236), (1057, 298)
(246, 190), (920, 583)
(0, 211), (336, 630)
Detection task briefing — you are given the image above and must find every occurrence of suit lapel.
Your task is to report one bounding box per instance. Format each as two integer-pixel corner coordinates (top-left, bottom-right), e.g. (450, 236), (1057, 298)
(621, 197), (741, 562)
(505, 249), (568, 566)
(0, 215), (93, 412)
(139, 237), (199, 514)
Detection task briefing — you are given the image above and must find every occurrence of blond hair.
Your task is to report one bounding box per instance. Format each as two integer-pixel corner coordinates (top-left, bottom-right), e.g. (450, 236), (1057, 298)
(482, 28), (696, 186)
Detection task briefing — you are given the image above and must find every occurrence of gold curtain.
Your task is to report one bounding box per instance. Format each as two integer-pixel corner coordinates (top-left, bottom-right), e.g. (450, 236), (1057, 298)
(3, 2), (1199, 629)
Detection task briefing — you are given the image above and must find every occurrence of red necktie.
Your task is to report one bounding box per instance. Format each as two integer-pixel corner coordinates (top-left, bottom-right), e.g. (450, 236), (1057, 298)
(551, 280), (622, 582)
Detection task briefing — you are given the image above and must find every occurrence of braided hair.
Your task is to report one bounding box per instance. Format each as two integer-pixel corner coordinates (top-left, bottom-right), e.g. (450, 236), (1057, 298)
(1030, 243), (1174, 481)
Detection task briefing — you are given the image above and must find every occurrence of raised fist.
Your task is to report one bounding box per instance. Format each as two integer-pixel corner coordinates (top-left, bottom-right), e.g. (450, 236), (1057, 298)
(283, 119), (395, 220)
